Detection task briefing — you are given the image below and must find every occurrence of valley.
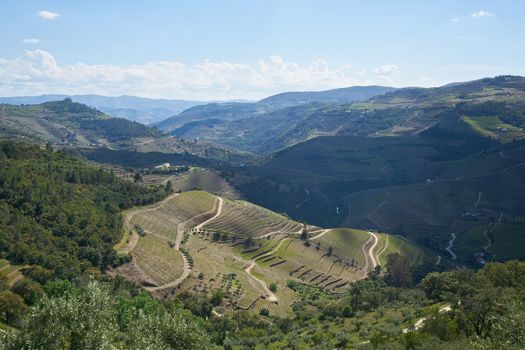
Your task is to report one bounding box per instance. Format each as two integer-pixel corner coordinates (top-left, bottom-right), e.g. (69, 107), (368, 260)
(1, 76), (525, 349)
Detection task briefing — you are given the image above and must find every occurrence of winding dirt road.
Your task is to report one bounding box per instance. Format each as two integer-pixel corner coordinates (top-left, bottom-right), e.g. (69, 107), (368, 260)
(446, 232), (457, 260)
(244, 261), (278, 302)
(376, 235), (389, 263)
(195, 196), (224, 230)
(310, 229), (331, 240)
(362, 231), (379, 273)
(367, 232), (379, 268)
(402, 304), (451, 333)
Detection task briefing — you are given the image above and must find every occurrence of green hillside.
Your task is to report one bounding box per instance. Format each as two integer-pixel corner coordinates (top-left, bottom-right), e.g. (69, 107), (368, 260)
(0, 98), (162, 146)
(154, 85), (394, 133)
(0, 141), (169, 279)
(223, 130), (525, 265)
(159, 76), (525, 154)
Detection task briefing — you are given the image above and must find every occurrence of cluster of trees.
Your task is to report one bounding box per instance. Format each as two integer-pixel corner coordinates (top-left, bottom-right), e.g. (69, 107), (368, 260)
(0, 141), (170, 279)
(79, 118), (162, 142)
(41, 98), (162, 141)
(0, 278), (209, 350)
(196, 258), (523, 349)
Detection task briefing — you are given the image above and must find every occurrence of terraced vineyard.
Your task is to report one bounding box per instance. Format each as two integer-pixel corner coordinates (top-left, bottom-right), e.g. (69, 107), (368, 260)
(203, 199), (302, 238)
(169, 168), (242, 199)
(128, 191), (217, 240)
(116, 189), (430, 316)
(133, 234), (185, 286)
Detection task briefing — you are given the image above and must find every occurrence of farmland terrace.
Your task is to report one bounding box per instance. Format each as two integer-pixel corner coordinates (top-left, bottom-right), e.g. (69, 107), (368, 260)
(114, 190), (434, 316)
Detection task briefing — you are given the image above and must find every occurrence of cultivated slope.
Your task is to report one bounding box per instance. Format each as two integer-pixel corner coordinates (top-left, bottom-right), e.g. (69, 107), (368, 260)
(115, 190), (433, 316)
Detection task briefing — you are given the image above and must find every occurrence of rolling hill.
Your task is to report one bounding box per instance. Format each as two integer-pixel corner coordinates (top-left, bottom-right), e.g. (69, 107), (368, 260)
(153, 85), (395, 133)
(223, 126), (525, 266)
(160, 76), (525, 154)
(259, 85), (396, 109)
(0, 94), (208, 124)
(0, 98), (255, 165)
(0, 98), (162, 146)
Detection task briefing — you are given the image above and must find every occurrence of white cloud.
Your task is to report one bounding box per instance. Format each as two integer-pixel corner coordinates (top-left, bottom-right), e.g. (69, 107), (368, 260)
(470, 10), (494, 18)
(373, 64), (399, 77)
(451, 17), (460, 22)
(0, 50), (400, 99)
(372, 64), (399, 84)
(23, 38), (40, 44)
(38, 10), (60, 20)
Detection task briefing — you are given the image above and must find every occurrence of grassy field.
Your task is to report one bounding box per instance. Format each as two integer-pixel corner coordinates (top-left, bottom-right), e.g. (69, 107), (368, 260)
(461, 115), (524, 142)
(377, 234), (436, 267)
(316, 228), (370, 267)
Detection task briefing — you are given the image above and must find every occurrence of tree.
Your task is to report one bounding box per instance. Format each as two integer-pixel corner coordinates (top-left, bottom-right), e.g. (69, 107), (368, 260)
(384, 253), (413, 288)
(0, 291), (27, 326)
(259, 308), (270, 317)
(327, 246), (333, 257)
(165, 180), (173, 193)
(210, 289), (224, 306)
(12, 279), (43, 306)
(2, 281), (117, 350)
(244, 237), (254, 247)
(489, 300), (525, 349)
(419, 271), (463, 301)
(456, 282), (500, 338)
(269, 283), (278, 293)
(133, 172), (142, 183)
(300, 230), (308, 240)
(126, 309), (210, 350)
(0, 273), (8, 291)
(0, 281), (209, 350)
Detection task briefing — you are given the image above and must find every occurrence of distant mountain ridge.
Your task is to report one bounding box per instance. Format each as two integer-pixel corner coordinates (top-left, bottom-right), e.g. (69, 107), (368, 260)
(0, 94), (209, 124)
(259, 85), (396, 109)
(159, 75), (525, 154)
(153, 85), (396, 132)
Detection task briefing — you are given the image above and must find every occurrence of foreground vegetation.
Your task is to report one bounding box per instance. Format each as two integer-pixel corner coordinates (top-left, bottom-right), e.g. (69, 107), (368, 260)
(1, 259), (523, 349)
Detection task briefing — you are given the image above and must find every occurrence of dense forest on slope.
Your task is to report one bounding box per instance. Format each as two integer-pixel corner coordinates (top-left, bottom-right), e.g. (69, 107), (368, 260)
(0, 141), (170, 279)
(0, 98), (162, 145)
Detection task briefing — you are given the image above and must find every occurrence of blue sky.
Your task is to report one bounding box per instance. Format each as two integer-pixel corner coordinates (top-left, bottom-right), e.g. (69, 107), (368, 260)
(0, 0), (523, 99)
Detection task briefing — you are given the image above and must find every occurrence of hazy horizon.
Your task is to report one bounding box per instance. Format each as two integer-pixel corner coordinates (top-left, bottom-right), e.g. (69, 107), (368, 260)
(1, 1), (524, 99)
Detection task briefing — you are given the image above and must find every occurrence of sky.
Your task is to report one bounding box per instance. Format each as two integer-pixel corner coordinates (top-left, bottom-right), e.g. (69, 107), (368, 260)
(0, 0), (524, 100)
